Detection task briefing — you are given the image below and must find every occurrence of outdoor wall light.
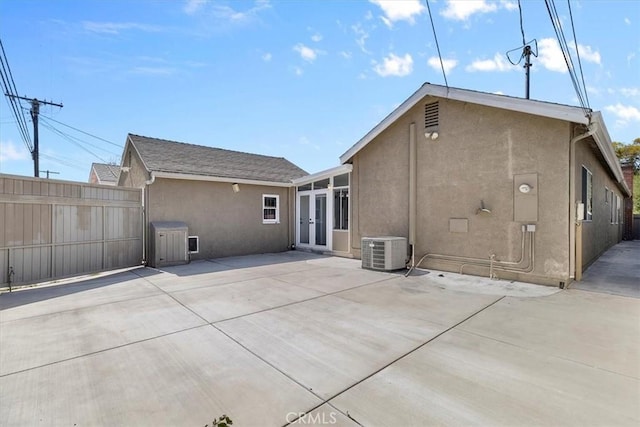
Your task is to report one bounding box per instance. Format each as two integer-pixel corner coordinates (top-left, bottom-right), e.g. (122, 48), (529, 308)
(518, 183), (532, 194)
(424, 131), (439, 140)
(232, 183), (240, 193)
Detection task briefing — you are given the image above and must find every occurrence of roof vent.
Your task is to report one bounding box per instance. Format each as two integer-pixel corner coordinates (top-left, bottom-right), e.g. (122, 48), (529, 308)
(424, 102), (439, 130)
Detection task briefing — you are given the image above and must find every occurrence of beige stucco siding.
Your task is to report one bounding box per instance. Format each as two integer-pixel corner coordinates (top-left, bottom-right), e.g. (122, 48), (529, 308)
(575, 140), (623, 268)
(148, 178), (292, 259)
(118, 147), (150, 188)
(351, 97), (573, 285)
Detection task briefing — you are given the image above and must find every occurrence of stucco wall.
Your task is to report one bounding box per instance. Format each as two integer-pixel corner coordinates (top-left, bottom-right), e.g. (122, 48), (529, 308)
(148, 178), (292, 259)
(575, 139), (624, 268)
(350, 97), (574, 285)
(118, 146), (149, 188)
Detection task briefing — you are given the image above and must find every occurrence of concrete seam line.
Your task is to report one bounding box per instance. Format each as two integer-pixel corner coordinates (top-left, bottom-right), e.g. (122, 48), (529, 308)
(210, 276), (398, 325)
(314, 296), (508, 412)
(0, 323), (209, 378)
(209, 324), (329, 405)
(130, 269), (211, 324)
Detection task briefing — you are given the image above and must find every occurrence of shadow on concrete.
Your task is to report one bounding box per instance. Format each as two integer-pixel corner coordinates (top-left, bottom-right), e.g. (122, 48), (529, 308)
(0, 268), (161, 311)
(152, 250), (327, 278)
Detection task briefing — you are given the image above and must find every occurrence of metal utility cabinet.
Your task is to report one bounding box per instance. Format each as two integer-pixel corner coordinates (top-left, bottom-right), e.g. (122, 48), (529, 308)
(149, 221), (188, 268)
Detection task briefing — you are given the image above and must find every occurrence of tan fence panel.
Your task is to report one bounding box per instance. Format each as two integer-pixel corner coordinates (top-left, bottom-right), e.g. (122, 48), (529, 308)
(0, 175), (142, 288)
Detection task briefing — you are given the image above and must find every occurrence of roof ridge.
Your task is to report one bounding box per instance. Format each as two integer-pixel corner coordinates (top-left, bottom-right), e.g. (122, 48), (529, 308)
(127, 133), (288, 161)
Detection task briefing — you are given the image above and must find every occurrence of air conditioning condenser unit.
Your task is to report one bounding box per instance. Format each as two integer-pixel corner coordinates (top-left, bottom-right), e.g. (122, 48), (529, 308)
(361, 236), (407, 271)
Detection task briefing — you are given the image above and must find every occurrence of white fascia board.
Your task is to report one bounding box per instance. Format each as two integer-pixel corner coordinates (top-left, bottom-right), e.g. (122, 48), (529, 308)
(150, 171), (293, 187)
(291, 164), (353, 185)
(339, 83), (591, 164)
(590, 112), (631, 196)
(339, 86), (429, 164)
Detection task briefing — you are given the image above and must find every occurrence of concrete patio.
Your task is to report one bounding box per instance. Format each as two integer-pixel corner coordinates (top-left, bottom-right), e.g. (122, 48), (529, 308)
(1, 249), (638, 426)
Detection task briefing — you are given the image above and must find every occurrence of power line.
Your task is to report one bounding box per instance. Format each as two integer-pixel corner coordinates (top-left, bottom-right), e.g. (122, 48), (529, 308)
(566, 0), (590, 109)
(39, 120), (108, 162)
(39, 116), (121, 156)
(544, 0), (590, 115)
(39, 114), (122, 148)
(424, 0), (448, 89)
(0, 39), (32, 152)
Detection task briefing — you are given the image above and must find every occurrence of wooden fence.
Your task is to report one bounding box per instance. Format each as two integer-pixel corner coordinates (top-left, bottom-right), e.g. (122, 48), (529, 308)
(1, 174), (142, 288)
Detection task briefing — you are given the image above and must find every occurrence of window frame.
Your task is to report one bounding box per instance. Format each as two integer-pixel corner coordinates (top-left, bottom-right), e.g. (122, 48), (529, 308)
(333, 188), (349, 231)
(581, 166), (593, 221)
(262, 194), (280, 224)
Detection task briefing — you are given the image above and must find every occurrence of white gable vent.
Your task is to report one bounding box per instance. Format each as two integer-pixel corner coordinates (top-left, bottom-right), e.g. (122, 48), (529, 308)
(361, 237), (407, 271)
(424, 102), (439, 130)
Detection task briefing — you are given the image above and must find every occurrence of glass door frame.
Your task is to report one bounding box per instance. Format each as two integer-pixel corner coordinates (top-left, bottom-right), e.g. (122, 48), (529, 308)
(296, 188), (332, 251)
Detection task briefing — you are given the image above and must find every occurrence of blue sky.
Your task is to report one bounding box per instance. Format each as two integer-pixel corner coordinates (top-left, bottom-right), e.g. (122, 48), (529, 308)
(1, 0), (638, 182)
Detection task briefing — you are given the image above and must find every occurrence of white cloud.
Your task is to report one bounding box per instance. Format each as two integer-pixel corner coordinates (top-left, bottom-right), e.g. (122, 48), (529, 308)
(209, 0), (271, 24)
(340, 51), (352, 59)
(441, 0), (498, 21)
(184, 0), (207, 15)
(605, 103), (640, 122)
(537, 37), (567, 73)
(620, 87), (640, 97)
(262, 52), (272, 62)
(465, 53), (517, 72)
(294, 66), (303, 76)
(571, 42), (601, 64)
(624, 17), (631, 25)
(427, 57), (458, 74)
(374, 53), (413, 77)
(369, 0), (425, 27)
(311, 33), (322, 42)
(500, 0), (518, 11)
(0, 140), (30, 162)
(82, 21), (162, 34)
(293, 43), (318, 62)
(352, 23), (371, 54)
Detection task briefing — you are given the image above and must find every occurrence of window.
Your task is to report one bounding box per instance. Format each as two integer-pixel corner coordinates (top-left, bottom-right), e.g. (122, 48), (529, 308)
(581, 166), (593, 221)
(188, 236), (199, 254)
(262, 194), (279, 224)
(616, 195), (621, 225)
(297, 183), (311, 191)
(333, 189), (349, 230)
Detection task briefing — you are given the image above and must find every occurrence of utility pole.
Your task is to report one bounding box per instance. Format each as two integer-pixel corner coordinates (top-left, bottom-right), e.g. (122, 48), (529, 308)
(4, 94), (63, 177)
(523, 45), (533, 100)
(39, 170), (59, 179)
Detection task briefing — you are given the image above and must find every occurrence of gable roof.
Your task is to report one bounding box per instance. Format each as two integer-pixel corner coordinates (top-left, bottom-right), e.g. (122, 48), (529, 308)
(125, 134), (307, 184)
(340, 82), (593, 163)
(339, 82), (630, 197)
(90, 163), (120, 184)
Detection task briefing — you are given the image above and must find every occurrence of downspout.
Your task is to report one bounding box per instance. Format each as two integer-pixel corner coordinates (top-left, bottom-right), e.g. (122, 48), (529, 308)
(569, 123), (596, 281)
(408, 123), (417, 269)
(142, 172), (156, 265)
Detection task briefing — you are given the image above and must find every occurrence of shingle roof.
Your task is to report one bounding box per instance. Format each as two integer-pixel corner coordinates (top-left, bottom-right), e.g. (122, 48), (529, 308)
(127, 134), (307, 183)
(91, 163), (121, 183)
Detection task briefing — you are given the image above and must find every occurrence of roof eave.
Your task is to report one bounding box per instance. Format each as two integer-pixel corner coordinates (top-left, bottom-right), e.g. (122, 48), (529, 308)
(590, 112), (632, 197)
(339, 83), (591, 164)
(150, 171), (293, 187)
